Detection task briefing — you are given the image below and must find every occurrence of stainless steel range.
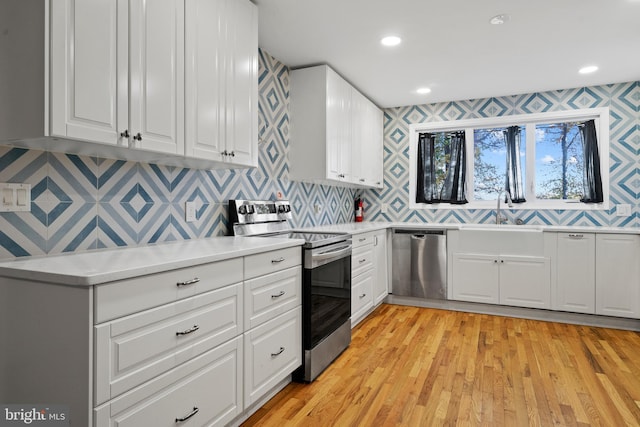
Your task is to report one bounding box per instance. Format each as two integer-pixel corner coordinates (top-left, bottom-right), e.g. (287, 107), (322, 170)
(229, 199), (352, 382)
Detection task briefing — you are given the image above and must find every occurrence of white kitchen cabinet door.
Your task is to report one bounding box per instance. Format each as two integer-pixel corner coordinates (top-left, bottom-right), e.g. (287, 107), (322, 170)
(555, 233), (595, 314)
(350, 89), (368, 185)
(185, 0), (257, 166)
(352, 268), (374, 326)
(595, 234), (640, 318)
(451, 253), (499, 304)
(365, 103), (384, 189)
(499, 256), (551, 309)
(224, 0), (258, 167)
(50, 0), (124, 145)
(373, 230), (388, 305)
(326, 68), (352, 182)
(129, 0), (184, 155)
(185, 0), (226, 162)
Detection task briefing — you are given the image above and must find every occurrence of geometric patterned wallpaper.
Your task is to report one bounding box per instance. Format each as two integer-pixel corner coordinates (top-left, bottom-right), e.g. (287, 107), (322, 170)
(365, 81), (640, 228)
(0, 50), (356, 260)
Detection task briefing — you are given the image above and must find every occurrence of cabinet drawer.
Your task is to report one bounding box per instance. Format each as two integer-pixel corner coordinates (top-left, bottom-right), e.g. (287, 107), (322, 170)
(352, 268), (374, 320)
(95, 284), (242, 404)
(351, 245), (374, 277)
(352, 232), (374, 249)
(95, 336), (243, 427)
(94, 257), (243, 323)
(245, 266), (301, 329)
(244, 307), (301, 406)
(244, 246), (301, 280)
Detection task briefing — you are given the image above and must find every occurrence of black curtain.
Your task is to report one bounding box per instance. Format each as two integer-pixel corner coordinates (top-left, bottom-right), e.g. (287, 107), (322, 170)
(416, 132), (468, 204)
(504, 126), (526, 203)
(580, 119), (603, 203)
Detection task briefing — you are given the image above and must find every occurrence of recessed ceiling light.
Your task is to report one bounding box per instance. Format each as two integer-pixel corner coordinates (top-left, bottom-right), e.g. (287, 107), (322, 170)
(381, 36), (402, 47)
(489, 14), (509, 25)
(579, 65), (599, 74)
(416, 87), (432, 94)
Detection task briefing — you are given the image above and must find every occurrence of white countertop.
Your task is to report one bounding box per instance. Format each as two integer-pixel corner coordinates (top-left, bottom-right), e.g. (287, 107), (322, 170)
(303, 221), (640, 235)
(0, 236), (304, 286)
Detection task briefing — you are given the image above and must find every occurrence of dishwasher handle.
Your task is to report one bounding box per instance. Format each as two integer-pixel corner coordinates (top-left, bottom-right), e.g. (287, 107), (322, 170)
(393, 229), (445, 236)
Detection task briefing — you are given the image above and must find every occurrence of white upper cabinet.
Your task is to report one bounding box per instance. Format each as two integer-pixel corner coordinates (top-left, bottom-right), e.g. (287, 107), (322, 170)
(290, 65), (383, 188)
(185, 0), (258, 167)
(49, 0), (257, 168)
(129, 0), (185, 155)
(326, 68), (352, 182)
(50, 0), (122, 145)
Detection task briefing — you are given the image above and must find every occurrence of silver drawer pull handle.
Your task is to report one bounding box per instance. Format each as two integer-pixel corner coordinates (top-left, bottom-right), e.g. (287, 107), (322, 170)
(176, 325), (199, 336)
(271, 257), (285, 264)
(175, 407), (199, 423)
(177, 277), (200, 287)
(568, 233), (584, 238)
(271, 347), (285, 357)
(359, 293), (367, 298)
(359, 259), (366, 264)
(271, 291), (286, 299)
(358, 238), (366, 242)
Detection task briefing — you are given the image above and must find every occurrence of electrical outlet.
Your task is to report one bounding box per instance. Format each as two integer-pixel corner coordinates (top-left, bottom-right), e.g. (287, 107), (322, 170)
(381, 203), (388, 214)
(616, 204), (631, 217)
(0, 183), (31, 212)
(313, 204), (322, 214)
(185, 201), (197, 222)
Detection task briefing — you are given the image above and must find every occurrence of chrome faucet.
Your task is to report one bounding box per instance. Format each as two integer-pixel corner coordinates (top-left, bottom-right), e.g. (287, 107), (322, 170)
(496, 190), (513, 224)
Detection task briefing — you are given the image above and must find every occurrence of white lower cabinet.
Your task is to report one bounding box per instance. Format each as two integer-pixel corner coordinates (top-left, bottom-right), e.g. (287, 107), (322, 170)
(352, 268), (374, 322)
(95, 337), (243, 427)
(595, 234), (640, 318)
(351, 232), (375, 326)
(372, 229), (389, 305)
(0, 245), (302, 427)
(244, 307), (302, 406)
(555, 233), (596, 314)
(449, 230), (551, 309)
(451, 253), (499, 304)
(499, 256), (550, 309)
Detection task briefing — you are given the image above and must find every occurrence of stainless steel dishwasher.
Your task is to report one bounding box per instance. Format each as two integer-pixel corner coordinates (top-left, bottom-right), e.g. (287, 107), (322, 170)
(392, 229), (447, 299)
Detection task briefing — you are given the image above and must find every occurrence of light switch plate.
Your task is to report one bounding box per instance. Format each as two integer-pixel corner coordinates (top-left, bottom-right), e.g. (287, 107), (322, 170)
(616, 204), (631, 217)
(185, 201), (197, 222)
(0, 183), (31, 212)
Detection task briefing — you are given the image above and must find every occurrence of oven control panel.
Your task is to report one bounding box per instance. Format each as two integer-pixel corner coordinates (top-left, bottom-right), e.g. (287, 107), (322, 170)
(229, 199), (292, 225)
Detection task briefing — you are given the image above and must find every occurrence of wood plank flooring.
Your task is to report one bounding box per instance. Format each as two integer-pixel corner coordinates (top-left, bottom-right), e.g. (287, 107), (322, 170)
(242, 304), (640, 426)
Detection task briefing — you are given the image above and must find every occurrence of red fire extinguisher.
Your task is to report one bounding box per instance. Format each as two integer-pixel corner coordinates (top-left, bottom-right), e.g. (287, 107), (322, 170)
(355, 197), (364, 222)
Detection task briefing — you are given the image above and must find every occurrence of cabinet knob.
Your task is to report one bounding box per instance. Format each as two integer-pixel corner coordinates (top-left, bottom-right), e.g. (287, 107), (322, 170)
(338, 173), (345, 178)
(133, 132), (142, 141)
(229, 151), (235, 157)
(222, 150), (228, 156)
(120, 130), (130, 138)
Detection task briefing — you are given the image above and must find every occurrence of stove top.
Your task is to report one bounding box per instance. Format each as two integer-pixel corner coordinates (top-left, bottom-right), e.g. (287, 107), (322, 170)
(228, 199), (350, 249)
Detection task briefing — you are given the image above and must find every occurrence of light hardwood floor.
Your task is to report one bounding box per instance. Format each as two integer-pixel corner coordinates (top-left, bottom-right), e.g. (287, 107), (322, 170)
(243, 304), (640, 426)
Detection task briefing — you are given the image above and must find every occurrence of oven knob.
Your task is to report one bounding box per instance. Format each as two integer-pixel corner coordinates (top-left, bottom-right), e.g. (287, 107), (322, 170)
(285, 205), (291, 212)
(246, 205), (255, 214)
(278, 205), (285, 213)
(238, 205), (247, 215)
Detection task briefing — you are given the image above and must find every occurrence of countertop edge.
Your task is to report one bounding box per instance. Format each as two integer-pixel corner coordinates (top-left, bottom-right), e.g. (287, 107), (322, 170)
(0, 237), (305, 286)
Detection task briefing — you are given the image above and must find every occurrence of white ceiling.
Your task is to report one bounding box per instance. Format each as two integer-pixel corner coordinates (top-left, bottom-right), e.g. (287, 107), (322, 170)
(253, 0), (640, 108)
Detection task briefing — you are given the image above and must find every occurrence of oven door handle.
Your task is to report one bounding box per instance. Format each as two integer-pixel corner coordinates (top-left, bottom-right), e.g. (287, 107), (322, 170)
(312, 245), (352, 262)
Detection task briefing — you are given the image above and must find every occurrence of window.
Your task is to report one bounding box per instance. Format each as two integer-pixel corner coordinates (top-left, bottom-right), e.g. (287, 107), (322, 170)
(409, 108), (609, 210)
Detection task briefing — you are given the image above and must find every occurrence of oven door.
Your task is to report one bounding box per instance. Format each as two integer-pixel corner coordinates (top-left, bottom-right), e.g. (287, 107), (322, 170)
(302, 241), (352, 350)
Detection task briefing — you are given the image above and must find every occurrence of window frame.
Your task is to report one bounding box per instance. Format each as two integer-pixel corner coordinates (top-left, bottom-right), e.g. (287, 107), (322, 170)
(409, 107), (610, 211)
